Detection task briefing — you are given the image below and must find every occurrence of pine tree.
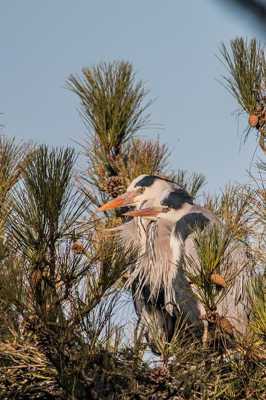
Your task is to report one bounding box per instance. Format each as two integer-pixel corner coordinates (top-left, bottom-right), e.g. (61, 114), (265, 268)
(0, 45), (265, 399)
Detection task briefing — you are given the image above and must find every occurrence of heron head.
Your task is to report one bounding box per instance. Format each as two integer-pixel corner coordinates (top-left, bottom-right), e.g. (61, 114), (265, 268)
(122, 188), (193, 221)
(97, 174), (182, 212)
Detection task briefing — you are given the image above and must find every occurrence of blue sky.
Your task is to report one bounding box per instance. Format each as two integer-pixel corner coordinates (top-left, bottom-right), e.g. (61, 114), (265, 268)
(1, 1), (265, 194)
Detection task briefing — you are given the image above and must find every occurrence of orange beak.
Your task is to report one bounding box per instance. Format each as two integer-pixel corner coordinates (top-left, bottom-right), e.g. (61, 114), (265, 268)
(97, 191), (139, 212)
(123, 207), (164, 218)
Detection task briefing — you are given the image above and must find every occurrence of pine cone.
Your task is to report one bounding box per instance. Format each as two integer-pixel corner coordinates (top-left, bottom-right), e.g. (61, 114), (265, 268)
(248, 113), (259, 127)
(71, 241), (86, 255)
(30, 270), (43, 286)
(205, 311), (219, 324)
(210, 273), (226, 288)
(97, 164), (106, 178)
(106, 176), (125, 198)
(149, 366), (169, 383)
(218, 317), (235, 336)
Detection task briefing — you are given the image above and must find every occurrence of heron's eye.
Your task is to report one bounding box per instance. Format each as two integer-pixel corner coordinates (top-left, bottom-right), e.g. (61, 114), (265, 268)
(137, 187), (145, 194)
(162, 206), (170, 213)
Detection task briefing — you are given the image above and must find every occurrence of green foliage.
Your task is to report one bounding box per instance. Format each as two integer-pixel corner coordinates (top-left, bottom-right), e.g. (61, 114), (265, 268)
(185, 224), (234, 312)
(93, 138), (170, 198)
(143, 312), (193, 365)
(219, 37), (266, 151)
(186, 186), (257, 349)
(248, 161), (266, 269)
(0, 340), (63, 399)
(171, 169), (206, 198)
(204, 184), (253, 241)
(111, 138), (169, 184)
(248, 275), (266, 341)
(67, 61), (151, 168)
(0, 137), (33, 341)
(219, 38), (265, 113)
(0, 135), (32, 234)
(0, 50), (265, 398)
(0, 256), (26, 339)
(10, 146), (81, 254)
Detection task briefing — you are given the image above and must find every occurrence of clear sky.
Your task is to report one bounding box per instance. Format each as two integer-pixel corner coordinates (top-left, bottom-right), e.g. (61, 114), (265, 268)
(1, 1), (265, 194)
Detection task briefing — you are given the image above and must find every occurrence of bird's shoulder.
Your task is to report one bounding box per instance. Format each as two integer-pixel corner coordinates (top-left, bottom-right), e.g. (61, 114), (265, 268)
(173, 205), (216, 241)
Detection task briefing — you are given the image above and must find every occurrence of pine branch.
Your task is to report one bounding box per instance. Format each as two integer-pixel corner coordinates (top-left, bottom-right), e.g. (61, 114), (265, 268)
(219, 37), (266, 151)
(67, 61), (152, 176)
(170, 169), (206, 198)
(219, 38), (264, 113)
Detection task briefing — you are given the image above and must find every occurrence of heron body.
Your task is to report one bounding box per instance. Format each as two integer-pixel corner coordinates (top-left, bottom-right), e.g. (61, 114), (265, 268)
(138, 189), (253, 336)
(99, 175), (204, 348)
(98, 174), (253, 351)
(112, 204), (182, 347)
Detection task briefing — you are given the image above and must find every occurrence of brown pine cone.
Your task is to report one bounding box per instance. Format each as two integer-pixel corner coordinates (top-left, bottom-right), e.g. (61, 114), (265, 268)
(97, 164), (106, 178)
(106, 176), (125, 198)
(149, 366), (169, 383)
(72, 241), (86, 255)
(30, 270), (43, 286)
(218, 317), (235, 336)
(248, 114), (259, 127)
(210, 273), (226, 288)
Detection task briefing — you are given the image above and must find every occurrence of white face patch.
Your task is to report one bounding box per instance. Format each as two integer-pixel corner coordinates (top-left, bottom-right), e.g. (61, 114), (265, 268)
(127, 176), (185, 210)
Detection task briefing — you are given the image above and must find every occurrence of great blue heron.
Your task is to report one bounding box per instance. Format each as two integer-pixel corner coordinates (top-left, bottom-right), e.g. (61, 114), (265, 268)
(98, 175), (253, 349)
(98, 175), (206, 349)
(125, 187), (253, 337)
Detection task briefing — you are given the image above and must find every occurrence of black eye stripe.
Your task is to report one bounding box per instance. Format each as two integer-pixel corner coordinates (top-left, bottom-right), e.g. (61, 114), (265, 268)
(160, 191), (193, 209)
(135, 176), (157, 188)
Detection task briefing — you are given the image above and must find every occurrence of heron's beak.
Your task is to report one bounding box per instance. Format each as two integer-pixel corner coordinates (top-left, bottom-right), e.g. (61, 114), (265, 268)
(123, 207), (165, 218)
(97, 191), (139, 212)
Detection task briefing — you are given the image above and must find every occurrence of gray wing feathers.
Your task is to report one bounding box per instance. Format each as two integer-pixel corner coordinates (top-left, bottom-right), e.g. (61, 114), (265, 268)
(175, 206), (253, 335)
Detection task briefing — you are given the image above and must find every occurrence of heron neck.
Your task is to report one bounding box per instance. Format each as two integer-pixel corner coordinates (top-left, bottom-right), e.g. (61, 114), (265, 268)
(171, 202), (194, 222)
